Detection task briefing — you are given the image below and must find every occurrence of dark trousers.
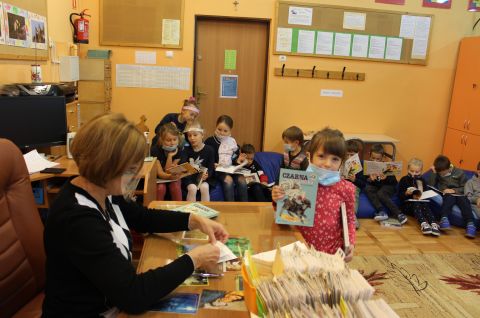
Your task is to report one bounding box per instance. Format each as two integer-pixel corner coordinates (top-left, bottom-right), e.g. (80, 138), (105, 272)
(247, 183), (272, 202)
(440, 194), (474, 224)
(403, 202), (434, 224)
(364, 184), (402, 217)
(218, 172), (248, 202)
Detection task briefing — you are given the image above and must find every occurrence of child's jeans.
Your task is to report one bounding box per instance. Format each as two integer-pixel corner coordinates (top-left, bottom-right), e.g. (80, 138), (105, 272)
(218, 172), (248, 202)
(364, 184), (402, 217)
(439, 194), (475, 224)
(156, 180), (182, 201)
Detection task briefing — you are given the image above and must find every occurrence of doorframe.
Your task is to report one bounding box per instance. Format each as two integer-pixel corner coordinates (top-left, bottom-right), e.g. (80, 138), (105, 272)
(193, 15), (271, 151)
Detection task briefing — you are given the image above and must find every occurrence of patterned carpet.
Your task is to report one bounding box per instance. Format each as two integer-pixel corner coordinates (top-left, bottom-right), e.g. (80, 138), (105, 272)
(350, 253), (480, 318)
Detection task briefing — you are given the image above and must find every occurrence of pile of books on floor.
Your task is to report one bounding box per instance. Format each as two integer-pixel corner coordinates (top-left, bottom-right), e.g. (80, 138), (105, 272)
(243, 242), (399, 318)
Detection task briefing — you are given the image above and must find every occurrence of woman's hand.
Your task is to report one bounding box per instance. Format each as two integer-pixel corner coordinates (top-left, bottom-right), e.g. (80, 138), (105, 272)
(272, 186), (285, 202)
(344, 245), (354, 263)
(187, 244), (220, 270)
(188, 214), (229, 244)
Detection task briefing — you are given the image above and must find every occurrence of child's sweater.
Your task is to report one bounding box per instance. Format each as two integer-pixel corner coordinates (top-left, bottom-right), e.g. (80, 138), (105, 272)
(299, 180), (356, 255)
(465, 174), (480, 205)
(204, 136), (239, 167)
(281, 150), (309, 170)
(181, 144), (216, 187)
(426, 167), (467, 194)
(398, 175), (428, 205)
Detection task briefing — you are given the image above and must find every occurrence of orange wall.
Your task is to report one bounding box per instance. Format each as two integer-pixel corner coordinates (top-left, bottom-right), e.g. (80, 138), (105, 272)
(2, 0), (480, 169)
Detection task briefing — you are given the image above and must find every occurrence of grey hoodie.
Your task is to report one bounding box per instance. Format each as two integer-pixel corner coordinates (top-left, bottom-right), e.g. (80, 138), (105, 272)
(465, 174), (480, 205)
(427, 167), (468, 194)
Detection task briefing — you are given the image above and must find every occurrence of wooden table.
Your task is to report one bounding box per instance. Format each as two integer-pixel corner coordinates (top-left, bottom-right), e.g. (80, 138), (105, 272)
(29, 156), (157, 208)
(132, 202), (302, 318)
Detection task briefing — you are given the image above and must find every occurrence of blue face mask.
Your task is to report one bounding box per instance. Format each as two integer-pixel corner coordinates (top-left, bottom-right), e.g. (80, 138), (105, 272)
(284, 144), (294, 152)
(162, 145), (177, 152)
(307, 164), (341, 186)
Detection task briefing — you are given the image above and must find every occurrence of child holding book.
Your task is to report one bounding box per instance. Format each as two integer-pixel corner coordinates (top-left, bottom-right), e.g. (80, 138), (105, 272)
(151, 123), (184, 201)
(464, 161), (480, 218)
(364, 144), (407, 225)
(398, 158), (439, 236)
(152, 96), (200, 147)
(344, 140), (366, 229)
(281, 126), (309, 171)
(182, 121), (215, 202)
(272, 128), (356, 262)
(205, 115), (247, 202)
(239, 144), (272, 202)
(427, 155), (476, 238)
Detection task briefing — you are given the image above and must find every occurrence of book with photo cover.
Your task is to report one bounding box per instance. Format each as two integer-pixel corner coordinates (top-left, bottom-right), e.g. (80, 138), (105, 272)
(275, 168), (317, 227)
(199, 289), (246, 311)
(165, 162), (199, 178)
(363, 160), (403, 177)
(149, 293), (200, 314)
(173, 202), (219, 218)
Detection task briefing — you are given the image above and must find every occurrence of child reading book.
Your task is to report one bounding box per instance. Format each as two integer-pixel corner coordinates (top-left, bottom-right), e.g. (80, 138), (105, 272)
(364, 144), (406, 225)
(427, 155), (476, 238)
(182, 121), (215, 202)
(152, 96), (200, 147)
(152, 123), (184, 201)
(464, 161), (480, 218)
(398, 158), (439, 236)
(239, 144), (272, 202)
(281, 126), (309, 171)
(344, 140), (366, 229)
(205, 115), (247, 202)
(272, 128), (356, 262)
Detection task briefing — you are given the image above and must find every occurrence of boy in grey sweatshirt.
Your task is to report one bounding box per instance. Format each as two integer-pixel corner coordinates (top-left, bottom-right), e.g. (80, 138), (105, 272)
(464, 161), (480, 218)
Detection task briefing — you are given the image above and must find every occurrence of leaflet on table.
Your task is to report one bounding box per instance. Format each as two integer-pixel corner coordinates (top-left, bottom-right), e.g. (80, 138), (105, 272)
(275, 168), (317, 227)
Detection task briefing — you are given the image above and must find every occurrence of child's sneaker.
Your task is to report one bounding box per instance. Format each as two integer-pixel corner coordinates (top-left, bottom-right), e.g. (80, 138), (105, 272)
(420, 222), (432, 235)
(374, 211), (388, 221)
(465, 223), (477, 239)
(431, 223), (441, 236)
(439, 217), (451, 230)
(398, 213), (408, 225)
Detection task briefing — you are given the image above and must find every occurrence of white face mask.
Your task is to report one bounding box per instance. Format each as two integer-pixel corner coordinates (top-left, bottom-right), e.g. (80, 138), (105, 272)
(215, 131), (230, 142)
(121, 171), (140, 202)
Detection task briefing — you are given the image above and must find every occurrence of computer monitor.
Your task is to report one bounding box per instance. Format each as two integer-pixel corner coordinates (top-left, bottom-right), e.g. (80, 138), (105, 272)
(0, 96), (67, 149)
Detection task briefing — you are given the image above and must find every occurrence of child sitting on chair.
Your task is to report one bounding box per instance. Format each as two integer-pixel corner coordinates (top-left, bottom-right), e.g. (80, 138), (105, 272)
(239, 144), (272, 202)
(464, 161), (480, 219)
(281, 126), (309, 171)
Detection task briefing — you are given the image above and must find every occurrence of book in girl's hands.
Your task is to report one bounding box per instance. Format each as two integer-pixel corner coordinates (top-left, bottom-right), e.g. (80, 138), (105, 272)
(363, 161), (403, 176)
(165, 162), (199, 179)
(275, 168), (317, 227)
(173, 202), (219, 218)
(341, 153), (362, 178)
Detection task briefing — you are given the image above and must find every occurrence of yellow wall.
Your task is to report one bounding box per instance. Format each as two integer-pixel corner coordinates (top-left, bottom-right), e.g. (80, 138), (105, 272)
(2, 0), (480, 168)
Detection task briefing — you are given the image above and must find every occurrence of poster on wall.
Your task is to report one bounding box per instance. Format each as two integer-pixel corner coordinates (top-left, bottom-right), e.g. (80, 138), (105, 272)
(468, 0), (480, 11)
(375, 0), (405, 5)
(3, 3), (29, 47)
(422, 0), (452, 9)
(29, 12), (47, 50)
(220, 74), (238, 99)
(0, 2), (6, 45)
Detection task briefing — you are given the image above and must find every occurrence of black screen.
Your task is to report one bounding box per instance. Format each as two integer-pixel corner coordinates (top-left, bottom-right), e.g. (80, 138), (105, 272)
(0, 96), (67, 148)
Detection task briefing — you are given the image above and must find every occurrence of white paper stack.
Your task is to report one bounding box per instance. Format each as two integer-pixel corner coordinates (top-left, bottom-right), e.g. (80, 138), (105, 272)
(23, 150), (59, 174)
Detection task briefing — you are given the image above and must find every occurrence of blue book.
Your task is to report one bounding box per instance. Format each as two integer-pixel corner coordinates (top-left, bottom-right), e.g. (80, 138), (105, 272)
(275, 168), (318, 227)
(150, 293), (200, 314)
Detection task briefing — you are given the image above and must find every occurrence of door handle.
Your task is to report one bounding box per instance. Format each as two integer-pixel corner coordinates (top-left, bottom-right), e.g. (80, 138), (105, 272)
(464, 135), (468, 146)
(464, 120), (467, 129)
(467, 120), (471, 130)
(196, 87), (208, 96)
(461, 135), (464, 145)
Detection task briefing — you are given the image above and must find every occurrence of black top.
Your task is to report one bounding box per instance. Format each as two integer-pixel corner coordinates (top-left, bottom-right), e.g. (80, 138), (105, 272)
(366, 174), (398, 187)
(42, 182), (194, 317)
(426, 167), (468, 194)
(204, 136), (240, 164)
(182, 144), (216, 187)
(151, 144), (184, 169)
(152, 113), (188, 147)
(345, 170), (367, 190)
(398, 174), (428, 204)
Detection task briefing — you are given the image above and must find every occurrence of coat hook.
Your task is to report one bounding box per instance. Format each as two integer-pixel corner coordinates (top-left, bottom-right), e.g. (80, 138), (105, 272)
(281, 64), (285, 77)
(296, 69), (299, 77)
(311, 66), (316, 78)
(342, 67), (346, 80)
(356, 73), (359, 81)
(327, 72), (330, 79)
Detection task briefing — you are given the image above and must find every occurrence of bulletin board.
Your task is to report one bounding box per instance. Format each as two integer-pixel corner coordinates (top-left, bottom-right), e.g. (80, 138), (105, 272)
(100, 0), (184, 49)
(0, 0), (48, 61)
(274, 1), (434, 65)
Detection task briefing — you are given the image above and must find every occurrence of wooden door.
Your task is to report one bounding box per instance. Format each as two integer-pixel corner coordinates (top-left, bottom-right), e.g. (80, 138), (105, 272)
(443, 128), (466, 168)
(462, 133), (480, 171)
(194, 18), (269, 151)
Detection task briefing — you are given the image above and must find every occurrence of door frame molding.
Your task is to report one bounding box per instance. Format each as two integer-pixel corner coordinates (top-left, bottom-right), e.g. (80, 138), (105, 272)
(193, 15), (271, 150)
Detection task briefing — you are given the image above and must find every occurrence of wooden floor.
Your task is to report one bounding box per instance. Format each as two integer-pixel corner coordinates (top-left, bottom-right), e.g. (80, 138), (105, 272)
(355, 219), (480, 256)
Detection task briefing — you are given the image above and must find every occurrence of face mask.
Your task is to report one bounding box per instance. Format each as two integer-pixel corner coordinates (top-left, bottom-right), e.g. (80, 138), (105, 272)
(215, 132), (229, 142)
(307, 164), (341, 186)
(409, 173), (421, 179)
(121, 171), (141, 202)
(162, 145), (177, 152)
(284, 144), (294, 152)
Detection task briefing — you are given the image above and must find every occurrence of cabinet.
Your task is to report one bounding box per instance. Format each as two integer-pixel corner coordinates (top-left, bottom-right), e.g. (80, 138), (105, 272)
(443, 37), (480, 171)
(78, 59), (112, 126)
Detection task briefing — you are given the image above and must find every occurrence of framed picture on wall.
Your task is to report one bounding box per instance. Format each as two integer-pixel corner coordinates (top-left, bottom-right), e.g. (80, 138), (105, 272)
(468, 0), (480, 11)
(29, 12), (47, 50)
(4, 3), (29, 47)
(0, 2), (6, 45)
(422, 0), (452, 9)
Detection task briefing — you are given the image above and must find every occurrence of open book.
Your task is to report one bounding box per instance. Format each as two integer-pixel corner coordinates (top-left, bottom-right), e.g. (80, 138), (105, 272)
(427, 185), (465, 197)
(215, 161), (248, 174)
(341, 153), (362, 178)
(406, 189), (439, 202)
(157, 162), (200, 183)
(363, 160), (402, 177)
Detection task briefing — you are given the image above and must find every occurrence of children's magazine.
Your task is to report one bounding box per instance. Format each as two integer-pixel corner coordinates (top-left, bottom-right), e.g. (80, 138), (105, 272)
(341, 153), (362, 178)
(363, 161), (403, 176)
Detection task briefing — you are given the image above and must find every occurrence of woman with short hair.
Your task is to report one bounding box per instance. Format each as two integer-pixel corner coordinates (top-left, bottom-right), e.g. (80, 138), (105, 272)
(42, 113), (228, 317)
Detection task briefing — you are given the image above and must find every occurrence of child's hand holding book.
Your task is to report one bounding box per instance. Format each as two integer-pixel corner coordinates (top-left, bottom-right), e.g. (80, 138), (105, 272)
(272, 185), (285, 202)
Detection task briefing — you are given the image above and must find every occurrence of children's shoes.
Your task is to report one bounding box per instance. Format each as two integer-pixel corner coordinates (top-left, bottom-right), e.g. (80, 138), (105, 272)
(374, 211), (388, 221)
(465, 222), (477, 239)
(439, 217), (451, 231)
(398, 213), (408, 225)
(420, 222), (432, 235)
(430, 223), (441, 236)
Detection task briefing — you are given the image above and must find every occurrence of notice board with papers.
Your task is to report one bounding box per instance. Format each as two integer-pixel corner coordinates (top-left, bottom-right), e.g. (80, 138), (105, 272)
(274, 0), (433, 65)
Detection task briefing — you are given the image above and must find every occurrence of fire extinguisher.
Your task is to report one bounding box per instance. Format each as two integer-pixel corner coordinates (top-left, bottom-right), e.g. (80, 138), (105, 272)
(69, 9), (90, 44)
